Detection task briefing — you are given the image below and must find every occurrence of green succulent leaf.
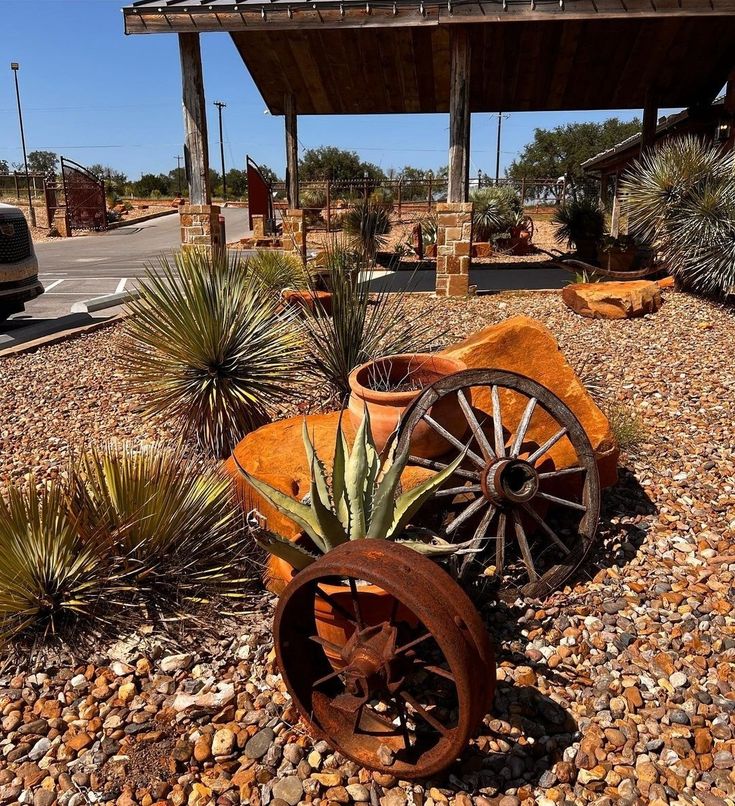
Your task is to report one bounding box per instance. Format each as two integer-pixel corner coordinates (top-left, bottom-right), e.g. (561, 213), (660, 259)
(252, 530), (318, 570)
(308, 457), (350, 551)
(332, 413), (350, 530)
(365, 445), (413, 540)
(394, 536), (463, 556)
(345, 409), (370, 540)
(302, 420), (333, 513)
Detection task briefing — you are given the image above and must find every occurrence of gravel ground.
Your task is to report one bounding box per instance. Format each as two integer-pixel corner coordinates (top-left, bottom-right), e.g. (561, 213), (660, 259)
(1, 289), (734, 805)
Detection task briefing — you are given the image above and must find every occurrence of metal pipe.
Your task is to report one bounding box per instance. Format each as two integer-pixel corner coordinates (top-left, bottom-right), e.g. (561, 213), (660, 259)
(11, 62), (36, 228)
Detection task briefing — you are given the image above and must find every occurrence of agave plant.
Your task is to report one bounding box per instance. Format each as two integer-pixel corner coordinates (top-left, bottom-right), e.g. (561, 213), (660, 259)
(68, 443), (249, 615)
(246, 250), (310, 294)
(122, 248), (302, 458)
(0, 480), (122, 645)
(620, 135), (735, 298)
(301, 241), (437, 399)
(470, 186), (522, 242)
(237, 411), (467, 569)
(342, 199), (392, 259)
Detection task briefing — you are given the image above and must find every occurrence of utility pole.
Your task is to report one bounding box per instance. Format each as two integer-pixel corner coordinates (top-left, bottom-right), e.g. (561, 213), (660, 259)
(174, 154), (183, 195)
(495, 112), (503, 185)
(214, 100), (227, 201)
(10, 62), (36, 227)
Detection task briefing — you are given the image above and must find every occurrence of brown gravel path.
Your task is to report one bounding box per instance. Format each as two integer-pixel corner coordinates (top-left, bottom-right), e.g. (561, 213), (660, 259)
(0, 289), (734, 805)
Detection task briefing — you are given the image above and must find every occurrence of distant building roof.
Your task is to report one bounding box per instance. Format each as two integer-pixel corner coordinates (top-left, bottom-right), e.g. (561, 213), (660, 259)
(582, 97), (726, 173)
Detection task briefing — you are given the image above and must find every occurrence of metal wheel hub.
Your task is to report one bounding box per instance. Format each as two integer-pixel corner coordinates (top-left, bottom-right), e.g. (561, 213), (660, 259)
(481, 458), (539, 505)
(340, 623), (402, 702)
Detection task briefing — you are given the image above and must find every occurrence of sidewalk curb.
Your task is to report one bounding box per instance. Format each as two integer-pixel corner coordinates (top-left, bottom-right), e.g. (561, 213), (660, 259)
(107, 209), (178, 229)
(71, 290), (139, 313)
(0, 313), (129, 358)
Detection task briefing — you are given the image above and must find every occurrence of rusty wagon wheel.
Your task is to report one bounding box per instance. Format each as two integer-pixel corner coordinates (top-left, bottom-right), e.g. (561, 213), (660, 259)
(520, 214), (534, 241)
(395, 369), (601, 601)
(274, 540), (496, 780)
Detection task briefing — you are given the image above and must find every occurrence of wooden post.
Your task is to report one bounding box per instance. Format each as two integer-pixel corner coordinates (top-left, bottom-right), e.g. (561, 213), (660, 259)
(610, 173), (621, 238)
(397, 179), (402, 220)
(178, 33), (211, 205)
(724, 69), (735, 150)
(448, 28), (471, 203)
(641, 91), (658, 157)
(284, 93), (299, 208)
(520, 178), (526, 209)
(427, 175), (433, 210)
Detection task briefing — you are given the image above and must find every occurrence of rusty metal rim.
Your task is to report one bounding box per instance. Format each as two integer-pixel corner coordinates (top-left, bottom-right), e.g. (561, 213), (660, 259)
(274, 540), (496, 779)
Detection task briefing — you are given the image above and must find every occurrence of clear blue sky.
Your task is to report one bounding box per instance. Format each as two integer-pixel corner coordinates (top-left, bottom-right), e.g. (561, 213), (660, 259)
(1, 0), (676, 181)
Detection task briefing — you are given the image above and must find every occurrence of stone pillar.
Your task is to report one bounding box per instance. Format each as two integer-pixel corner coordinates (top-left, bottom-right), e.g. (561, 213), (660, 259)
(179, 204), (222, 249)
(53, 208), (70, 238)
(252, 214), (265, 239)
(436, 202), (473, 297)
(282, 208), (306, 263)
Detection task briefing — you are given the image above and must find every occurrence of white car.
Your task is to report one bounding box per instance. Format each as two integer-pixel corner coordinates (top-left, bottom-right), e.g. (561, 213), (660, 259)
(0, 202), (43, 320)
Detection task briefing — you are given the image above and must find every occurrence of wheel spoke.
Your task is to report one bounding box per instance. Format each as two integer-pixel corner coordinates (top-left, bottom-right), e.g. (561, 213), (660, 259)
(511, 509), (539, 582)
(395, 631), (433, 655)
(527, 427), (568, 465)
(309, 634), (345, 655)
(459, 503), (497, 577)
(313, 666), (348, 688)
(538, 466), (585, 479)
(456, 389), (495, 461)
(495, 511), (507, 572)
(421, 413), (485, 468)
(491, 385), (506, 458)
(314, 586), (358, 624)
(434, 484), (482, 498)
(400, 691), (450, 736)
(536, 491), (587, 512)
(521, 503), (571, 555)
(348, 578), (364, 630)
(510, 397), (537, 458)
(395, 697), (413, 749)
(445, 495), (489, 536)
(418, 663), (456, 683)
(408, 454), (480, 482)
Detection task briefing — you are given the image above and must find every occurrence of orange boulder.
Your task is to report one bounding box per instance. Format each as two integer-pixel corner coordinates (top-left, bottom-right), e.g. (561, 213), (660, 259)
(562, 280), (662, 319)
(439, 316), (618, 487)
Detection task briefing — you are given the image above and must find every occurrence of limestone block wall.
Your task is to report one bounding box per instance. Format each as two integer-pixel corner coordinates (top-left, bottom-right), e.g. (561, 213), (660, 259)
(282, 209), (306, 263)
(179, 204), (222, 249)
(436, 202), (473, 296)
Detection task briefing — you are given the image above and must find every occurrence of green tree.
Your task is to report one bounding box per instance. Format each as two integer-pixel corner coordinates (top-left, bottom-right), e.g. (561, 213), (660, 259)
(300, 146), (385, 182)
(225, 168), (248, 199)
(27, 150), (58, 175)
(88, 164), (128, 196)
(258, 164), (280, 186)
(133, 173), (171, 198)
(507, 118), (641, 193)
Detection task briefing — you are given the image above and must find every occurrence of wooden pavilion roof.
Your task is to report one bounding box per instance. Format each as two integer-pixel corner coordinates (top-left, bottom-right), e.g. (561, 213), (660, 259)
(123, 0), (735, 115)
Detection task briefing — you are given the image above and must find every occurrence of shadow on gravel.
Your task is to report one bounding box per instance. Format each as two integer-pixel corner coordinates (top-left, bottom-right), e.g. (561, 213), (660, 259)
(430, 679), (577, 794)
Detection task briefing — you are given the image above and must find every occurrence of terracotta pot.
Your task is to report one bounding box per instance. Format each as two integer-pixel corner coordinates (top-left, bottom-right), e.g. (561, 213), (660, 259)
(268, 553), (418, 667)
(347, 353), (467, 458)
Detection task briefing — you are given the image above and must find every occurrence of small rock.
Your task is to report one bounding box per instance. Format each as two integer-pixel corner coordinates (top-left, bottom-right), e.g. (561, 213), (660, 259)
(271, 776), (303, 806)
(244, 728), (275, 759)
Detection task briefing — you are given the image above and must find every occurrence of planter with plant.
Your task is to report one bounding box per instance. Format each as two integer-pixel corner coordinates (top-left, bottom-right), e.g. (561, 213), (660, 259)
(420, 213), (438, 258)
(470, 186), (523, 245)
(342, 199), (392, 261)
(552, 198), (605, 263)
(237, 412), (467, 646)
(597, 234), (652, 272)
(347, 353), (467, 458)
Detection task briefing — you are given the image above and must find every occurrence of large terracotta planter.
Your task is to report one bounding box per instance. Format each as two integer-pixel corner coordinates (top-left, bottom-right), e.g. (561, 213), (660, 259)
(347, 353), (467, 458)
(269, 552), (417, 668)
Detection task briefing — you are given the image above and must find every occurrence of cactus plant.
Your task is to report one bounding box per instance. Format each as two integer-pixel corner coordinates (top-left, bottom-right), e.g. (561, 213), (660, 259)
(236, 410), (468, 568)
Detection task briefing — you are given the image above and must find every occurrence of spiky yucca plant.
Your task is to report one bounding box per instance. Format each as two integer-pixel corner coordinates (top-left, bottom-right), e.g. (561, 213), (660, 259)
(246, 250), (310, 294)
(342, 199), (392, 258)
(620, 136), (735, 298)
(0, 480), (121, 645)
(69, 443), (248, 614)
(552, 198), (605, 250)
(301, 242), (437, 399)
(238, 412), (467, 569)
(470, 186), (522, 242)
(123, 248), (302, 458)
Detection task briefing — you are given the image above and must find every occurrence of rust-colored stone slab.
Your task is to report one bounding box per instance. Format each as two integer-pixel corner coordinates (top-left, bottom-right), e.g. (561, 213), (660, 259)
(562, 281), (662, 320)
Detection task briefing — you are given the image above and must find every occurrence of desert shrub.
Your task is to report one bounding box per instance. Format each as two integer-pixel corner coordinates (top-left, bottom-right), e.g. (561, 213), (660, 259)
(69, 444), (248, 617)
(620, 135), (735, 298)
(246, 250), (309, 294)
(552, 198), (605, 250)
(342, 199), (392, 258)
(302, 242), (437, 398)
(368, 187), (394, 210)
(301, 188), (327, 227)
(420, 213), (438, 245)
(150, 189), (163, 200)
(123, 248), (302, 458)
(605, 402), (646, 453)
(470, 186), (522, 242)
(0, 480), (120, 646)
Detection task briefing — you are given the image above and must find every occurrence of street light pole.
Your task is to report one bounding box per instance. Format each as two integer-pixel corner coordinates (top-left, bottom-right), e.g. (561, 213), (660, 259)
(495, 112), (503, 185)
(214, 100), (227, 202)
(10, 62), (36, 227)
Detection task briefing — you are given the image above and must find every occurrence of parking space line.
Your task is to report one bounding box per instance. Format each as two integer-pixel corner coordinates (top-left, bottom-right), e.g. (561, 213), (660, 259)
(116, 278), (127, 294)
(44, 279), (65, 292)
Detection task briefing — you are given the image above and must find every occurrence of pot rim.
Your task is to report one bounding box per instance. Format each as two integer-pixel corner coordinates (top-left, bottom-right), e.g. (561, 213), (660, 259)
(348, 352), (466, 405)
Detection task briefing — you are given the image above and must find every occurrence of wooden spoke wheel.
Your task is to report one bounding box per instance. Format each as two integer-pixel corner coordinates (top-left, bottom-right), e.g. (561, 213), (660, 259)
(520, 214), (534, 241)
(274, 541), (496, 780)
(395, 369), (601, 600)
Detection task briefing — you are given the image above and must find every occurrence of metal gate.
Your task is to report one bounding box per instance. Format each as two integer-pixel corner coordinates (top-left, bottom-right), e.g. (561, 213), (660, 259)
(62, 158), (107, 233)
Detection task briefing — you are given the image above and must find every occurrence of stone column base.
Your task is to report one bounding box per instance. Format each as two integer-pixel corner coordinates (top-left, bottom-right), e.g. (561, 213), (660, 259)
(52, 209), (70, 238)
(282, 208), (306, 263)
(179, 204), (222, 249)
(436, 202), (473, 296)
